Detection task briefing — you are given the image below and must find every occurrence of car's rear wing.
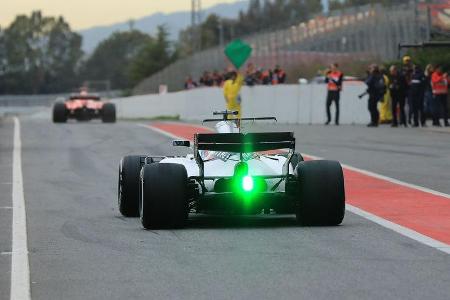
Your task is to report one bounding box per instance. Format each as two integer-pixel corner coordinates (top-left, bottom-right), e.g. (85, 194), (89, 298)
(194, 132), (295, 153)
(69, 95), (100, 101)
(193, 132), (296, 182)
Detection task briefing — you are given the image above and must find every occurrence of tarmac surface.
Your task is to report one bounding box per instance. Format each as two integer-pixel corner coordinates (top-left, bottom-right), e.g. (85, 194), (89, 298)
(1, 112), (450, 300)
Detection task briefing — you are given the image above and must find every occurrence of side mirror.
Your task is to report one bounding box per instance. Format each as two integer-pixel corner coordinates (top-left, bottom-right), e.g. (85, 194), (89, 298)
(173, 140), (190, 147)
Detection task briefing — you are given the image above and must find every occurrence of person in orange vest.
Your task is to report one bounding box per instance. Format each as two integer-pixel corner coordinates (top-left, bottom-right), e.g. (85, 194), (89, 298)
(431, 65), (449, 127)
(325, 63), (344, 125)
(260, 69), (272, 85)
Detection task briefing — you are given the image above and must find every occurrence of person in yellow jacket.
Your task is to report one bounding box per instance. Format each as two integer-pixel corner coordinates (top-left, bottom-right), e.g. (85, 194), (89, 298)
(223, 70), (244, 118)
(379, 68), (393, 123)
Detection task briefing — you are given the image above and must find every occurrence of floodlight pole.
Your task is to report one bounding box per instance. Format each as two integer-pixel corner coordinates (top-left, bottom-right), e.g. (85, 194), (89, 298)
(191, 0), (202, 51)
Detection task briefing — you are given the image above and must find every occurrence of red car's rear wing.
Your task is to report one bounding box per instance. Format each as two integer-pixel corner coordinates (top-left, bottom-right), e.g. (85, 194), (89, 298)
(69, 95), (100, 101)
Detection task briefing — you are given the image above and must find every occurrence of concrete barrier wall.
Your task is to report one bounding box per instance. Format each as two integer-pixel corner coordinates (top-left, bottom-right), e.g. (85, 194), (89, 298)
(0, 94), (64, 107)
(112, 83), (369, 124)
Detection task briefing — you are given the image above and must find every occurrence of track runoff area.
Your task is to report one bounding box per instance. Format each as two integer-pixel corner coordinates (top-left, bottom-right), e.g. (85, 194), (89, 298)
(143, 121), (450, 254)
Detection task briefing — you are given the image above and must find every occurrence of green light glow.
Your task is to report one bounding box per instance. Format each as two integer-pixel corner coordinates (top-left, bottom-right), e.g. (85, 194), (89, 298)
(242, 176), (254, 191)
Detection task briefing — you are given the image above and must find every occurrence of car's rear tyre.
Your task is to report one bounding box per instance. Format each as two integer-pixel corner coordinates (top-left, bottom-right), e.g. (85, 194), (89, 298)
(118, 155), (143, 217)
(295, 160), (345, 225)
(140, 163), (188, 229)
(102, 103), (116, 123)
(53, 102), (67, 123)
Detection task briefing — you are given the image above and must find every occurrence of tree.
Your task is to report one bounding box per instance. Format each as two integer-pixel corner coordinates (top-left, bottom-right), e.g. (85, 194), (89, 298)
(0, 11), (82, 94)
(128, 26), (177, 86)
(80, 30), (152, 89)
(45, 17), (83, 92)
(248, 0), (262, 24)
(200, 14), (221, 49)
(178, 14), (225, 56)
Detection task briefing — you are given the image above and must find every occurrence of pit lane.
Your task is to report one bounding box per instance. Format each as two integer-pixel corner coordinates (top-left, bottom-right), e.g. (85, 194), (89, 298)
(0, 112), (449, 300)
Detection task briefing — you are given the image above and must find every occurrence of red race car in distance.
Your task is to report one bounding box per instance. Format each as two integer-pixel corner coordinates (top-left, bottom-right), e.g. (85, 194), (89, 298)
(53, 92), (116, 123)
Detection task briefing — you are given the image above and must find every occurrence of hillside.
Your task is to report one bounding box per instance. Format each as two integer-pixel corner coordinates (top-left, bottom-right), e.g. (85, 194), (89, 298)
(78, 1), (249, 53)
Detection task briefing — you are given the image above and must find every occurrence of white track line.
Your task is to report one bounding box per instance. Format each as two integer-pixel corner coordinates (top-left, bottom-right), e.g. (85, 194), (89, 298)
(347, 204), (450, 254)
(140, 123), (450, 255)
(11, 117), (31, 300)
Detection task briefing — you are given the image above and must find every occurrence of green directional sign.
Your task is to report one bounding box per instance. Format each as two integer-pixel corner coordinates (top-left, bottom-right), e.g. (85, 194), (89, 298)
(224, 39), (253, 69)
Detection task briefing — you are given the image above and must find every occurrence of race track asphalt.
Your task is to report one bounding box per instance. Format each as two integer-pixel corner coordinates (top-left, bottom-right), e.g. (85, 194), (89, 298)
(0, 112), (450, 300)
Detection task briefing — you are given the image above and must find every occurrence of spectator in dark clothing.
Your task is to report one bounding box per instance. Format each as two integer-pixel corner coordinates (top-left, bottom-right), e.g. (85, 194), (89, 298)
(324, 63), (344, 125)
(410, 65), (427, 127)
(245, 74), (258, 86)
(184, 76), (198, 90)
(365, 64), (385, 127)
(260, 69), (272, 85)
(389, 65), (408, 127)
(244, 63), (259, 86)
(223, 68), (232, 81)
(199, 71), (214, 86)
(273, 65), (287, 84)
(212, 70), (223, 86)
(402, 56), (414, 124)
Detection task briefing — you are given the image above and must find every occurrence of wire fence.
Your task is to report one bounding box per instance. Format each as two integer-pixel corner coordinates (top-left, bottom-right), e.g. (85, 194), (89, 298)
(133, 1), (429, 95)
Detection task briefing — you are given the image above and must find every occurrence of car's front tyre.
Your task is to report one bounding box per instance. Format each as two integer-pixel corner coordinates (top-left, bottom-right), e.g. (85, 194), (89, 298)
(140, 163), (188, 229)
(294, 160), (345, 225)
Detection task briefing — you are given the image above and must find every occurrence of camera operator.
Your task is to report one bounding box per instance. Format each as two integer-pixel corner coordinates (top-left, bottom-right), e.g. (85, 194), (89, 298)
(410, 65), (427, 127)
(364, 64), (385, 127)
(402, 56), (413, 124)
(389, 65), (408, 127)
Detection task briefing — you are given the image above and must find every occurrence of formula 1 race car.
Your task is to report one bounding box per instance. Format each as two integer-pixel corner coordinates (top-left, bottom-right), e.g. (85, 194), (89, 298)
(52, 92), (116, 123)
(118, 111), (345, 229)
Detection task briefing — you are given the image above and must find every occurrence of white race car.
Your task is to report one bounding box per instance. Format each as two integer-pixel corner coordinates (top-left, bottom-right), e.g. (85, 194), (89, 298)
(118, 111), (345, 229)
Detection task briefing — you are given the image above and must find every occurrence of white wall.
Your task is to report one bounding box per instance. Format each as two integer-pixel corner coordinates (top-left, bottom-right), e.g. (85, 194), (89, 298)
(111, 83), (369, 124)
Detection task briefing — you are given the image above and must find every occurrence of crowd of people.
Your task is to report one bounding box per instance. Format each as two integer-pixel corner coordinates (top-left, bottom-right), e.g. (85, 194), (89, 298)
(363, 56), (449, 127)
(184, 64), (287, 90)
(184, 59), (449, 128)
(324, 58), (450, 128)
